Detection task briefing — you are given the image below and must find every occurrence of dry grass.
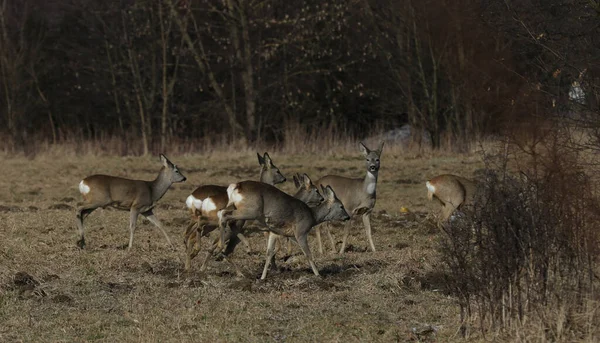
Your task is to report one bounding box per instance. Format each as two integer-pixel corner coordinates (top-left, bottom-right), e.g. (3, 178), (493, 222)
(0, 148), (487, 342)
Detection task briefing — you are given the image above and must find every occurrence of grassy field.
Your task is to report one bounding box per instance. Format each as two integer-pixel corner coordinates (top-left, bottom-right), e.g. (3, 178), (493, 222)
(0, 148), (486, 342)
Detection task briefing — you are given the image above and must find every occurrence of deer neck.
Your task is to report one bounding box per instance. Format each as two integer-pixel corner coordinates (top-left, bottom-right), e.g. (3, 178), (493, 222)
(363, 171), (378, 196)
(310, 202), (330, 224)
(150, 167), (172, 203)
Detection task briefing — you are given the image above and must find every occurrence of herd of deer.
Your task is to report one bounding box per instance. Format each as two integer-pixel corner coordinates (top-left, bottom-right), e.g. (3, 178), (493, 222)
(75, 142), (477, 279)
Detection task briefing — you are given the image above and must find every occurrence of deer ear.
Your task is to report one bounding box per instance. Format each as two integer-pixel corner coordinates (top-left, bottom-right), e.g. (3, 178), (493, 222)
(257, 153), (265, 166)
(293, 174), (301, 188)
(160, 154), (171, 167)
(377, 141), (385, 154)
(359, 142), (369, 157)
(324, 185), (336, 202)
(263, 152), (273, 166)
(302, 173), (312, 188)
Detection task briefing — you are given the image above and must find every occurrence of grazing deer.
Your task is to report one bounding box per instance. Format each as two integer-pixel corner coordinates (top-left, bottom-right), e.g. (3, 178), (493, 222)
(315, 141), (384, 254)
(76, 154), (186, 250)
(183, 152), (286, 270)
(219, 181), (349, 279)
(195, 173), (324, 275)
(426, 174), (477, 223)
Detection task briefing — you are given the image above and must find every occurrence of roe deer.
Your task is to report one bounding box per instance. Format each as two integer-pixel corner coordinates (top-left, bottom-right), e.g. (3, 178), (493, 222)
(183, 152), (286, 270)
(426, 174), (477, 223)
(219, 181), (349, 279)
(76, 154), (186, 249)
(194, 173), (324, 275)
(315, 141), (384, 254)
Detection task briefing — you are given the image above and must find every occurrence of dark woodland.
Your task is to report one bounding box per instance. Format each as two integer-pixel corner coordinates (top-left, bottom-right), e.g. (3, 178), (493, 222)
(0, 0), (599, 153)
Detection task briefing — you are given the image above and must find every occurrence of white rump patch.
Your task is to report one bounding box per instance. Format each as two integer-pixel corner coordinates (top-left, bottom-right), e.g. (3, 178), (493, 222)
(185, 195), (194, 209)
(201, 197), (217, 213)
(227, 183), (243, 206)
(79, 180), (90, 195)
(426, 181), (435, 194)
(186, 195), (204, 211)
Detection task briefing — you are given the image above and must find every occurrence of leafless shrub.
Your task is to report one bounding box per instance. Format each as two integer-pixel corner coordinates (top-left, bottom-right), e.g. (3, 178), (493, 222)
(440, 140), (600, 339)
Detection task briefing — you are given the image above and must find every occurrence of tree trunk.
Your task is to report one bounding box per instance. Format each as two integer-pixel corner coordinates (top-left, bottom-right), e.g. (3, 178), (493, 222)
(227, 0), (257, 143)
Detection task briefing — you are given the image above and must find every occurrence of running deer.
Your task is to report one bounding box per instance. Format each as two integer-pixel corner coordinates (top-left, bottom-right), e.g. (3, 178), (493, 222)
(315, 141), (384, 254)
(219, 181), (349, 279)
(75, 154), (186, 249)
(426, 174), (477, 223)
(192, 173), (324, 274)
(183, 152), (286, 270)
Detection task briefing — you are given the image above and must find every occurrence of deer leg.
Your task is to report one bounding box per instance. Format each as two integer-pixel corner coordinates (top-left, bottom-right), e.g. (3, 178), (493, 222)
(220, 209), (260, 251)
(200, 222), (233, 272)
(261, 232), (278, 279)
(75, 206), (97, 249)
(221, 232), (244, 277)
(315, 227), (324, 254)
(440, 204), (454, 224)
(325, 224), (337, 253)
(128, 208), (140, 250)
(362, 213), (376, 252)
(184, 226), (203, 271)
(234, 220), (251, 253)
(200, 237), (219, 272)
(295, 232), (320, 276)
(285, 237), (293, 256)
(338, 218), (353, 254)
(142, 209), (174, 250)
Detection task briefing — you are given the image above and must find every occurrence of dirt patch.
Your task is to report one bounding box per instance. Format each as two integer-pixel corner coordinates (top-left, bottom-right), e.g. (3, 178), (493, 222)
(13, 271), (40, 288)
(51, 293), (74, 304)
(143, 259), (183, 277)
(252, 273), (343, 293)
(157, 203), (179, 210)
(417, 271), (453, 294)
(228, 278), (253, 291)
(171, 217), (191, 226)
(102, 281), (134, 294)
(42, 274), (60, 282)
(48, 203), (74, 210)
(394, 178), (421, 185)
(25, 188), (42, 195)
(0, 205), (22, 213)
(8, 272), (48, 299)
(59, 196), (76, 203)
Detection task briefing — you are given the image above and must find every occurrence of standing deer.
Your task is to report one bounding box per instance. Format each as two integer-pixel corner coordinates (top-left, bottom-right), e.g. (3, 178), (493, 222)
(183, 152), (286, 270)
(219, 181), (349, 279)
(426, 174), (477, 223)
(75, 154), (186, 249)
(315, 141), (384, 254)
(194, 173), (324, 275)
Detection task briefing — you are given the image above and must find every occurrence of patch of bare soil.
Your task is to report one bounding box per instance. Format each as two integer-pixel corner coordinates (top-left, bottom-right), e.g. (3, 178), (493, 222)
(0, 205), (22, 212)
(47, 203), (74, 210)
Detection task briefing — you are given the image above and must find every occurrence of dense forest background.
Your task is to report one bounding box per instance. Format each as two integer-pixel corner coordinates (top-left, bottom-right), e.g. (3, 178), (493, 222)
(0, 0), (599, 154)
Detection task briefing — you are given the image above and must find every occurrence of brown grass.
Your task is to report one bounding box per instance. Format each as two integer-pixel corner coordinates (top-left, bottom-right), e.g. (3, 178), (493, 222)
(0, 148), (490, 342)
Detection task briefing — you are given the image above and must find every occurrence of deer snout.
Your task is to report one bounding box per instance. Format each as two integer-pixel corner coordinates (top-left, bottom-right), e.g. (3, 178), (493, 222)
(369, 165), (378, 172)
(342, 211), (351, 221)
